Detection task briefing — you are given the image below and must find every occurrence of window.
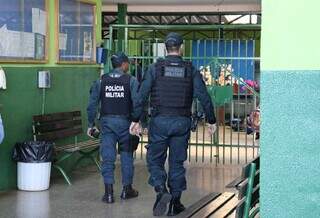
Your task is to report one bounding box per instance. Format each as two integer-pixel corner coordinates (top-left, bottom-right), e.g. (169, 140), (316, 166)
(58, 0), (96, 63)
(0, 0), (47, 62)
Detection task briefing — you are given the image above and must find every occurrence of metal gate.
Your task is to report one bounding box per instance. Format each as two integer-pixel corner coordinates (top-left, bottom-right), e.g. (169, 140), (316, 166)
(105, 24), (261, 165)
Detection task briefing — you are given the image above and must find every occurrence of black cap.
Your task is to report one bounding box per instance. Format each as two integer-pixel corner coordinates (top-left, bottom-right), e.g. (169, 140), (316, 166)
(111, 52), (129, 67)
(165, 32), (183, 47)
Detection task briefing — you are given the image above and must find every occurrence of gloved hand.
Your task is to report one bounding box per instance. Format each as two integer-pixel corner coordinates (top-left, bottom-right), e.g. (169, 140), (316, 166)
(130, 122), (141, 136)
(87, 126), (99, 139)
(207, 123), (217, 135)
(87, 128), (94, 138)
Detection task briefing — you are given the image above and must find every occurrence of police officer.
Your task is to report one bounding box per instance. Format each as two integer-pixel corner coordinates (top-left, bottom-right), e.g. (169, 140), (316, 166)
(87, 52), (140, 204)
(133, 32), (217, 216)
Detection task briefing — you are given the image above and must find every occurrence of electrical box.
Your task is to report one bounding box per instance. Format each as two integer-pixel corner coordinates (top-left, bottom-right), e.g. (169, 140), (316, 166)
(38, 71), (51, 88)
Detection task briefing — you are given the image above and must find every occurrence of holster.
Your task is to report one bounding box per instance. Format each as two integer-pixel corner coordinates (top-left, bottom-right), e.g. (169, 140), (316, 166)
(118, 135), (140, 153)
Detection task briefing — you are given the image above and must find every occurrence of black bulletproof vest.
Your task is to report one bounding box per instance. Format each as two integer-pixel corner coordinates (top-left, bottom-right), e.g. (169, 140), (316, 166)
(150, 59), (193, 116)
(100, 73), (132, 117)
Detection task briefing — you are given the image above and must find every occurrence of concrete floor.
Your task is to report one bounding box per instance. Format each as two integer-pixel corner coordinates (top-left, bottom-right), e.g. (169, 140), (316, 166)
(0, 160), (241, 218)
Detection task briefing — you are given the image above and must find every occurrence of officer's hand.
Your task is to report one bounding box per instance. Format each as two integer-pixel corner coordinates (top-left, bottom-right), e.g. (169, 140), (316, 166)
(87, 127), (98, 139)
(207, 123), (217, 135)
(130, 122), (141, 136)
(129, 122), (137, 135)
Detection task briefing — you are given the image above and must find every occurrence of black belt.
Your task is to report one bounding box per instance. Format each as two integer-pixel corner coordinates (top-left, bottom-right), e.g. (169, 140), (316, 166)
(101, 114), (130, 120)
(152, 106), (191, 117)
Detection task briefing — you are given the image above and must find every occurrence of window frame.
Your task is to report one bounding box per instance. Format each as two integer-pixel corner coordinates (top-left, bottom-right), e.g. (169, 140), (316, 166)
(56, 0), (97, 65)
(0, 0), (49, 64)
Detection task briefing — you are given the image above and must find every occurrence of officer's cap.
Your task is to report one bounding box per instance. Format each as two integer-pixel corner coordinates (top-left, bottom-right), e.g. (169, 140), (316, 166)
(111, 52), (129, 67)
(165, 32), (183, 47)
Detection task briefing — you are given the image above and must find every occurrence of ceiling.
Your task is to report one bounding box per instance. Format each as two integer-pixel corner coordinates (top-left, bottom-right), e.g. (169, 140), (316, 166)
(103, 13), (260, 26)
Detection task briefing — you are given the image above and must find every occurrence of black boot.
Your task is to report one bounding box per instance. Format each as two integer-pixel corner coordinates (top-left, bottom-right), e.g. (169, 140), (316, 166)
(153, 185), (172, 216)
(102, 184), (114, 204)
(120, 185), (139, 200)
(167, 197), (186, 216)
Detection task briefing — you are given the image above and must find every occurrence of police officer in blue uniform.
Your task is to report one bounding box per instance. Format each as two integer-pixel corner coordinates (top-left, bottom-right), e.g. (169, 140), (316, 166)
(87, 52), (140, 204)
(133, 32), (217, 216)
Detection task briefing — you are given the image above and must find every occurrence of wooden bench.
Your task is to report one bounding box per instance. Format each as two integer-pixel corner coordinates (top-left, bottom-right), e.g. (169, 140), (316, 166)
(32, 111), (101, 185)
(177, 156), (260, 218)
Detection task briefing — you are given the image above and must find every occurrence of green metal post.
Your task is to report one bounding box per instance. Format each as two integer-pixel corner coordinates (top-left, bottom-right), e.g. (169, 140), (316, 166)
(103, 39), (109, 72)
(104, 26), (114, 72)
(111, 24), (260, 31)
(53, 164), (72, 185)
(249, 207), (260, 218)
(243, 163), (256, 218)
(48, 0), (56, 65)
(96, 0), (103, 45)
(117, 4), (127, 52)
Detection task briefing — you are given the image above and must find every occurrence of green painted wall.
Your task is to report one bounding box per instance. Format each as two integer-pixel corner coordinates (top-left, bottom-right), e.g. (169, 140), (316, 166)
(261, 0), (320, 217)
(0, 67), (100, 190)
(0, 0), (102, 191)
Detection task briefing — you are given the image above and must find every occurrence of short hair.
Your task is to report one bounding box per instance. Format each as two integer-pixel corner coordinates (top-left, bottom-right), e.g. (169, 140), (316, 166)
(112, 62), (121, 69)
(111, 52), (129, 68)
(166, 45), (181, 53)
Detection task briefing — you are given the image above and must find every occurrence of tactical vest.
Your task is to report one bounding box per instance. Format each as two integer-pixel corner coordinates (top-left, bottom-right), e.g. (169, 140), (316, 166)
(150, 59), (193, 116)
(100, 74), (132, 117)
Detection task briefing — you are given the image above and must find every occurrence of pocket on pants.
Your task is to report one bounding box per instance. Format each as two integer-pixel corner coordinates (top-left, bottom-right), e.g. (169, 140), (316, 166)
(174, 118), (191, 136)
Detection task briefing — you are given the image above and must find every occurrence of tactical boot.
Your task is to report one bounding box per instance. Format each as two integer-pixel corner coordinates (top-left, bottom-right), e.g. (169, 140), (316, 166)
(102, 184), (114, 204)
(120, 184), (139, 200)
(167, 197), (186, 216)
(153, 185), (172, 216)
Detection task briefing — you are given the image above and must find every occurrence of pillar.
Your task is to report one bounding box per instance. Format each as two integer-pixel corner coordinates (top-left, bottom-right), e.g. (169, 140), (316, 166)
(261, 0), (320, 217)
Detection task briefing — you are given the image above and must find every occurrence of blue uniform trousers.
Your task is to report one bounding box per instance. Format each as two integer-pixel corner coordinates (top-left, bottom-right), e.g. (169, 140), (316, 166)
(147, 116), (191, 197)
(100, 116), (134, 185)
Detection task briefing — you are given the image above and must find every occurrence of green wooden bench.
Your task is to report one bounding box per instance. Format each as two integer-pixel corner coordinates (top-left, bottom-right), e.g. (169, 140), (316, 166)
(32, 111), (101, 185)
(177, 156), (260, 218)
(226, 156), (260, 190)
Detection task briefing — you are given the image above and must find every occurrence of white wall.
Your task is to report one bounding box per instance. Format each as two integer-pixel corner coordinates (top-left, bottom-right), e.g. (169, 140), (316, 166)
(102, 4), (261, 12)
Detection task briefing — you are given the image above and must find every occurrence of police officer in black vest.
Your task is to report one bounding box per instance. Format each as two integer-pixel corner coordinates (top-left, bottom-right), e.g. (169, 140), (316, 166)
(132, 32), (217, 216)
(87, 52), (140, 203)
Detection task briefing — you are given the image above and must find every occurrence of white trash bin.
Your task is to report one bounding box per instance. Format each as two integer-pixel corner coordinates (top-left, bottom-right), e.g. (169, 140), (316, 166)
(17, 162), (51, 191)
(14, 141), (53, 191)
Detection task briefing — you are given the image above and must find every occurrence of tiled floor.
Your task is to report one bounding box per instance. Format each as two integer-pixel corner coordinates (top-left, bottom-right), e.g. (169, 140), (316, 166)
(0, 160), (241, 218)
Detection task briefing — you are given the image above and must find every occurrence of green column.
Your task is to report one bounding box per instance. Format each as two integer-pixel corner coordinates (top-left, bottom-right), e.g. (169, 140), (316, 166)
(117, 3), (127, 52)
(96, 0), (102, 45)
(48, 0), (56, 65)
(261, 0), (320, 217)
